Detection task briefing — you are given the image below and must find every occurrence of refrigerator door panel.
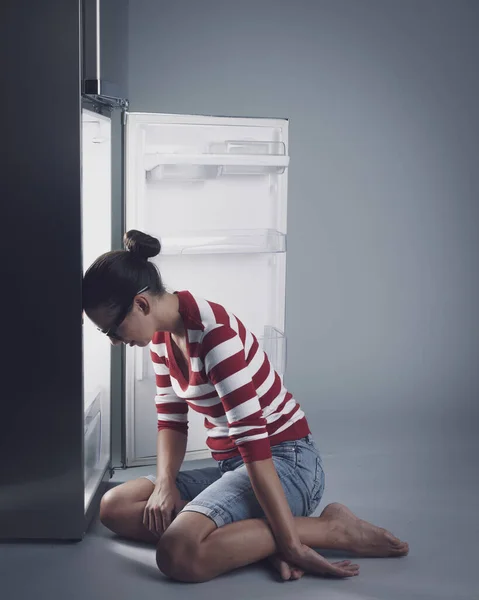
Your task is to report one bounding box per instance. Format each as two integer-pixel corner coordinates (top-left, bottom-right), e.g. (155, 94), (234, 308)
(1, 0), (87, 540)
(125, 113), (288, 466)
(82, 108), (112, 510)
(82, 0), (129, 102)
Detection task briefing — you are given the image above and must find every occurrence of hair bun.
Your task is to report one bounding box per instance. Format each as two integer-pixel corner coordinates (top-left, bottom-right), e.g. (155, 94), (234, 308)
(124, 230), (161, 260)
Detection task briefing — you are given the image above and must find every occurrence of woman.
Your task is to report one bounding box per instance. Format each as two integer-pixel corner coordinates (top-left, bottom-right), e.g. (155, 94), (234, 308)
(83, 230), (409, 583)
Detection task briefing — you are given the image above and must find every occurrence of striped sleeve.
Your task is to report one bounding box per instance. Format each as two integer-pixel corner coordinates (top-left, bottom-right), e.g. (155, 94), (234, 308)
(201, 325), (271, 463)
(150, 342), (188, 435)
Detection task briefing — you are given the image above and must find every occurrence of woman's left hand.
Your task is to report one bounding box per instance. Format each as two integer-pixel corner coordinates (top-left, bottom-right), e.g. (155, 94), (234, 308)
(268, 553), (305, 581)
(282, 543), (360, 578)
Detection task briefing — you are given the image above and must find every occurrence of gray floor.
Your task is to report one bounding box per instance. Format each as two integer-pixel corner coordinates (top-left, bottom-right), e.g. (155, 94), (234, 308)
(2, 406), (478, 600)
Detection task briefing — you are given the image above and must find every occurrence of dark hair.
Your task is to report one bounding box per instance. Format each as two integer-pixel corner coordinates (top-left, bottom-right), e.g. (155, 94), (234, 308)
(82, 230), (165, 318)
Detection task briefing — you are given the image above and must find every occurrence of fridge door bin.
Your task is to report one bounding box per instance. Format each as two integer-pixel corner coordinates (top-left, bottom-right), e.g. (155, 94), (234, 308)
(212, 140), (287, 176)
(144, 141), (289, 180)
(135, 325), (286, 381)
(258, 326), (287, 376)
(146, 164), (219, 182)
(159, 229), (286, 255)
(84, 390), (102, 483)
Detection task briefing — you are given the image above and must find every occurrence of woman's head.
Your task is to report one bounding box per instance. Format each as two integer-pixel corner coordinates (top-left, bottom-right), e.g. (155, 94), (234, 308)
(83, 230), (165, 347)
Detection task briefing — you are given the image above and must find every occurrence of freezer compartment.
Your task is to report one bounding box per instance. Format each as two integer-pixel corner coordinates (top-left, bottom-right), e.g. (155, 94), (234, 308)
(84, 389), (102, 484)
(159, 229), (286, 255)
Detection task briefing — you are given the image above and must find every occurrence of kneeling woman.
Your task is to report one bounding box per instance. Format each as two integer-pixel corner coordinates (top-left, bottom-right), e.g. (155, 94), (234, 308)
(82, 230), (408, 583)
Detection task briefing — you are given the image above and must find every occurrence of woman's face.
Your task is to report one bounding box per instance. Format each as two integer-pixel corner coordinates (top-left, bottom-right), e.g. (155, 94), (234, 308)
(87, 295), (157, 347)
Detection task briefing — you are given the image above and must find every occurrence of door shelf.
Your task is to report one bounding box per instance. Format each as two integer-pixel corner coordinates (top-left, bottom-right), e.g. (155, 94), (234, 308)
(159, 229), (286, 255)
(84, 389), (102, 486)
(145, 140), (289, 180)
(258, 326), (287, 376)
(138, 326), (286, 381)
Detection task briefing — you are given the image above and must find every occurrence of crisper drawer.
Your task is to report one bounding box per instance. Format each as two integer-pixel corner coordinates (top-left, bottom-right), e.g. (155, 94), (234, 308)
(84, 388), (102, 483)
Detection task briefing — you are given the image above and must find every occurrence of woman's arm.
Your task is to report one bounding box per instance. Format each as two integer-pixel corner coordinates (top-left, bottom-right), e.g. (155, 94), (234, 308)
(150, 340), (189, 483)
(156, 428), (188, 484)
(201, 325), (302, 553)
(245, 458), (301, 553)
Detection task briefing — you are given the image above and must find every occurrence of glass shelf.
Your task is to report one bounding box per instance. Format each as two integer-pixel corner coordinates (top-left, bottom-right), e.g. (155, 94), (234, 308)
(159, 229), (286, 255)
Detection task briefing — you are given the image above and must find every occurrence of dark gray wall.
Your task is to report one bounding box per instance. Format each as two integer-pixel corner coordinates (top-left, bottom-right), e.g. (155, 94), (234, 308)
(127, 0), (479, 425)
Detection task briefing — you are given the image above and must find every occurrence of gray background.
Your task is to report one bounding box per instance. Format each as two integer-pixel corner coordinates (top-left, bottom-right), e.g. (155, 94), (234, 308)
(127, 0), (479, 423)
(125, 11), (479, 595)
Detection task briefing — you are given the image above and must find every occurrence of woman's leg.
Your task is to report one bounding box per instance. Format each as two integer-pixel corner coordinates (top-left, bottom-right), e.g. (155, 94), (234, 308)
(99, 478), (165, 544)
(157, 503), (409, 583)
(99, 465), (222, 543)
(99, 478), (408, 583)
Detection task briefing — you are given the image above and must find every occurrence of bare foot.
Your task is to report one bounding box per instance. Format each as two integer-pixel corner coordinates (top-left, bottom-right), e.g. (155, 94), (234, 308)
(319, 503), (410, 558)
(267, 554), (305, 581)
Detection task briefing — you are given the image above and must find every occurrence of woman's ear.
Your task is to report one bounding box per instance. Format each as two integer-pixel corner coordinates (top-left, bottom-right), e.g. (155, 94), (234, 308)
(135, 295), (150, 315)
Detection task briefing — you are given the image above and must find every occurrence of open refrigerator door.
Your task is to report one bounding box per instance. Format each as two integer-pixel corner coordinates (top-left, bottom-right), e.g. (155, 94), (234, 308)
(124, 113), (289, 466)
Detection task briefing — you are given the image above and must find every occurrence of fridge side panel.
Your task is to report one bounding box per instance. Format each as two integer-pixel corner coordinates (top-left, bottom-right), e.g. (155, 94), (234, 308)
(0, 0), (85, 539)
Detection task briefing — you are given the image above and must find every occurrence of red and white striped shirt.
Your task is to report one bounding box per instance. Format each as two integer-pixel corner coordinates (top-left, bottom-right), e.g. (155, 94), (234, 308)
(150, 290), (310, 463)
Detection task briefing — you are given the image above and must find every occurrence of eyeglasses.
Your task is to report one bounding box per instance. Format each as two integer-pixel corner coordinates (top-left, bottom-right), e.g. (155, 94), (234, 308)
(99, 285), (149, 341)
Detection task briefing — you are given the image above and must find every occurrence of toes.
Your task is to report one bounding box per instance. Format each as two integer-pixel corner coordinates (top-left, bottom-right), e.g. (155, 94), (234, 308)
(268, 555), (292, 580)
(385, 531), (405, 547)
(290, 568), (304, 580)
(280, 563), (292, 580)
(392, 543), (409, 556)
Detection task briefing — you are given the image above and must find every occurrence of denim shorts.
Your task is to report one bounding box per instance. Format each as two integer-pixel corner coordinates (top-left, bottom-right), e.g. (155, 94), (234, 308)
(140, 434), (326, 528)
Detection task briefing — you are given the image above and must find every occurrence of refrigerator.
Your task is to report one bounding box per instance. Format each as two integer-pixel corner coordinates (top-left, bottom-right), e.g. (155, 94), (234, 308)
(1, 0), (289, 540)
(1, 0), (127, 541)
(84, 110), (290, 492)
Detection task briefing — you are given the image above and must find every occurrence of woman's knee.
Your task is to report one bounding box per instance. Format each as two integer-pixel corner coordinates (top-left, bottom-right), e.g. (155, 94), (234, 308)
(99, 479), (152, 526)
(99, 489), (121, 526)
(157, 512), (218, 581)
(156, 526), (207, 583)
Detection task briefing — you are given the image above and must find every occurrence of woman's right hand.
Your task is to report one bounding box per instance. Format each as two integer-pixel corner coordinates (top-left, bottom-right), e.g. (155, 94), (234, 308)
(143, 479), (186, 537)
(283, 543), (360, 578)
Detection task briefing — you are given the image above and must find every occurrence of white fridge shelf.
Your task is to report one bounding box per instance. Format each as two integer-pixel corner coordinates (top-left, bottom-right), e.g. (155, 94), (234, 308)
(145, 140), (289, 180)
(159, 229), (286, 255)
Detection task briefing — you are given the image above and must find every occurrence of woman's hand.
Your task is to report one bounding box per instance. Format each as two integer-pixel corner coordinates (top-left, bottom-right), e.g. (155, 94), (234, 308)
(143, 479), (187, 537)
(282, 542), (360, 578)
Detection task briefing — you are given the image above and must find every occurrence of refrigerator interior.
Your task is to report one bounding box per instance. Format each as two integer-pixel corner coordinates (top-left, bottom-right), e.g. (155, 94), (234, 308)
(125, 113), (289, 465)
(82, 108), (112, 510)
